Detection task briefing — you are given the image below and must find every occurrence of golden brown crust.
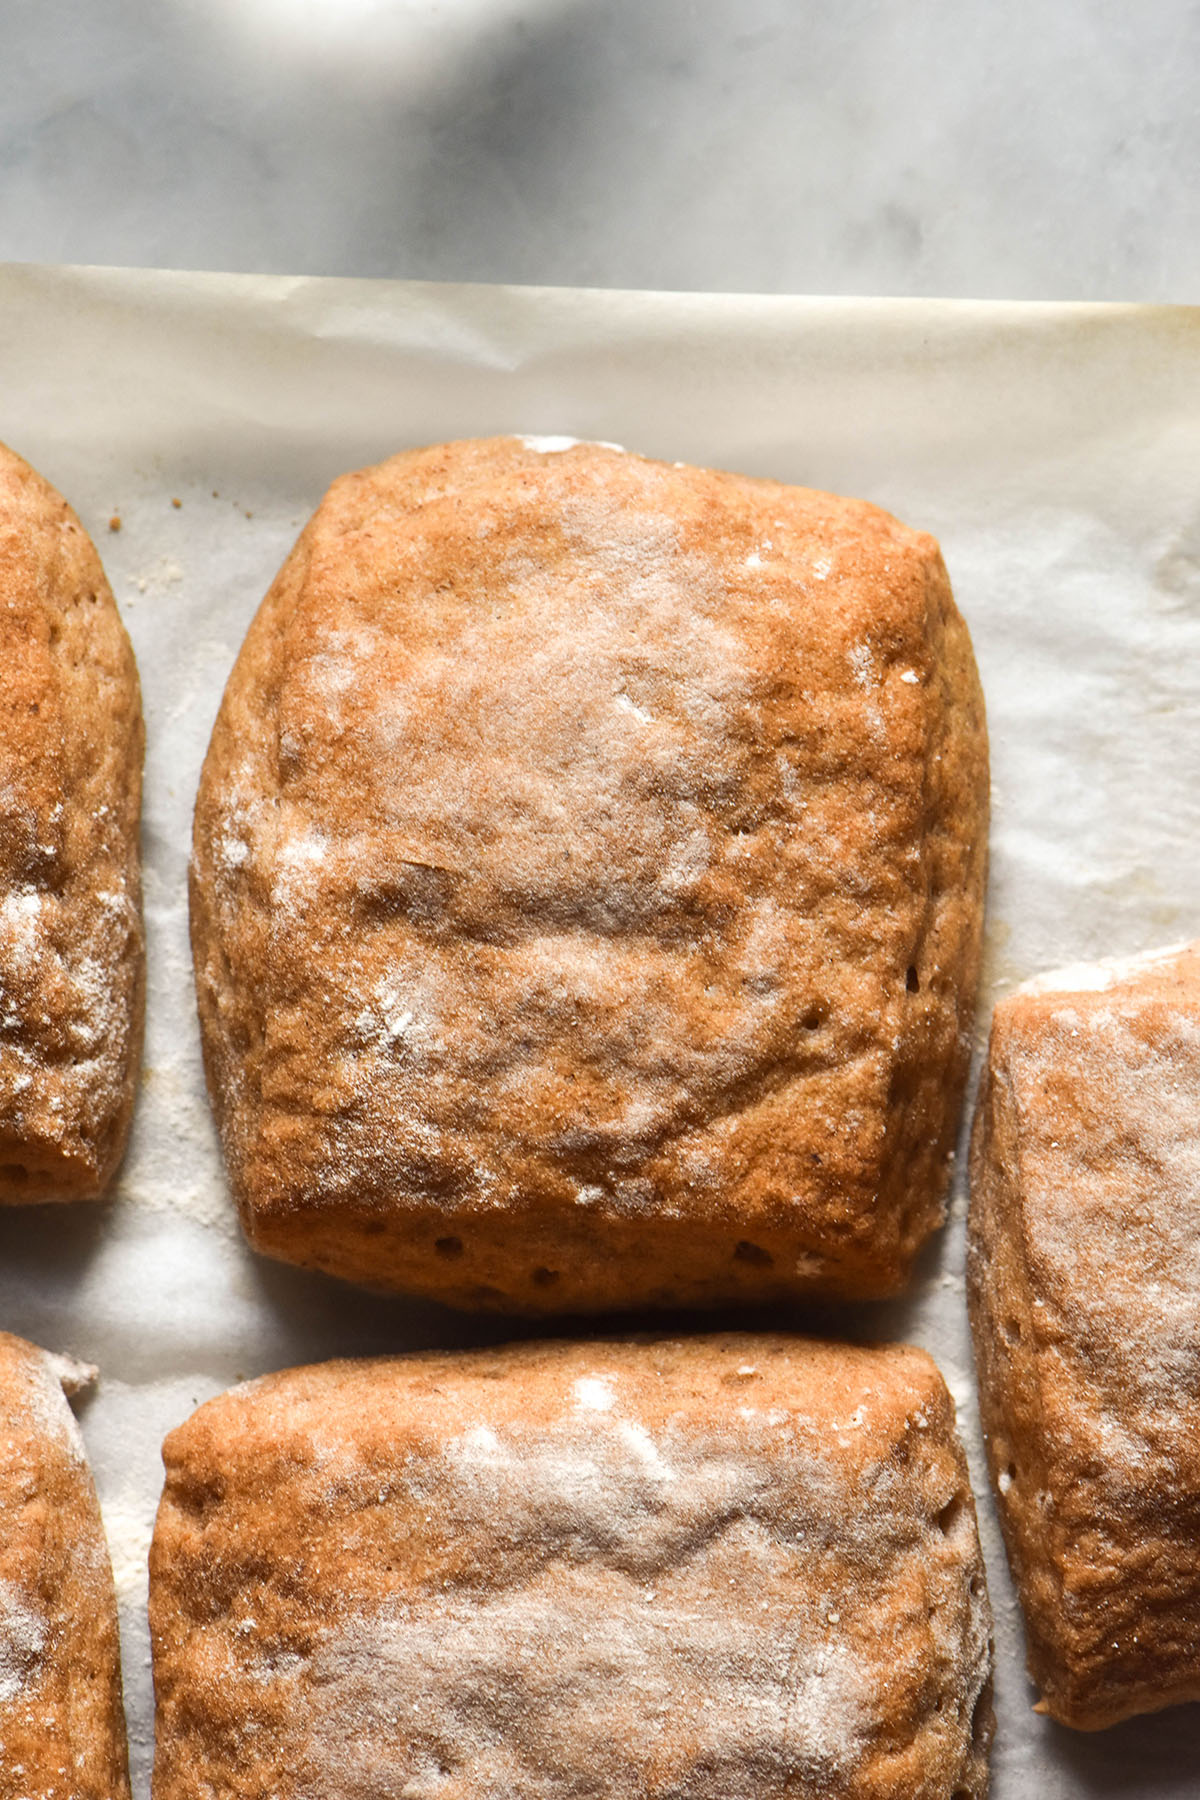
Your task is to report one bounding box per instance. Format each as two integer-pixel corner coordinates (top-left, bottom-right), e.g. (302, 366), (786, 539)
(968, 942), (1200, 1729)
(150, 1333), (992, 1799)
(0, 1330), (130, 1797)
(0, 442), (144, 1201)
(191, 438), (988, 1308)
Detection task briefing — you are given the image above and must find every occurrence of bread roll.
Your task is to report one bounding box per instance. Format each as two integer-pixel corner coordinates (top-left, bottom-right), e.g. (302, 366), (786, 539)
(969, 942), (1200, 1728)
(0, 443), (144, 1201)
(191, 437), (988, 1308)
(0, 1330), (130, 1795)
(150, 1333), (993, 1799)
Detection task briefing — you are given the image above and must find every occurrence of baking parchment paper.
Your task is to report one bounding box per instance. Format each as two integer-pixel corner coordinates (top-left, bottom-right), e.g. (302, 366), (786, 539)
(0, 264), (1198, 1795)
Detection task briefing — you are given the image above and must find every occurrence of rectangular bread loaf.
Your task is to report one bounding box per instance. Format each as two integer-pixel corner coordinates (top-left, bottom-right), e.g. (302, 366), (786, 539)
(969, 942), (1200, 1728)
(190, 438), (988, 1309)
(150, 1333), (992, 1798)
(0, 1331), (130, 1796)
(0, 442), (144, 1201)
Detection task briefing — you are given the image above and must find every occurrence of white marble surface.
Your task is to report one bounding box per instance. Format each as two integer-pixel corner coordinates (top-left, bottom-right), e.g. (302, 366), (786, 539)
(1, 0), (1198, 298)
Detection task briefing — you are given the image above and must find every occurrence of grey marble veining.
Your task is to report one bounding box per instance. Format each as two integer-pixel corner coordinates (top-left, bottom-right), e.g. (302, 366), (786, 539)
(0, 0), (1196, 298)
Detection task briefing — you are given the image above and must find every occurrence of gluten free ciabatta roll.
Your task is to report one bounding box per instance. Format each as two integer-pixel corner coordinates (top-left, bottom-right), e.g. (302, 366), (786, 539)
(969, 941), (1200, 1728)
(0, 1331), (130, 1795)
(150, 1334), (993, 1799)
(0, 442), (144, 1201)
(191, 437), (988, 1309)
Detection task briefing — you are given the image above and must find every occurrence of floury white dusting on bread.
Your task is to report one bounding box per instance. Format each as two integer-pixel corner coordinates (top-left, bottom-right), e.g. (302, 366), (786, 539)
(518, 435), (627, 455)
(0, 888), (43, 970)
(271, 829), (329, 911)
(572, 1374), (616, 1411)
(294, 1581), (875, 1796)
(218, 830), (250, 871)
(0, 879), (133, 1135)
(19, 1351), (92, 1467)
(0, 1578), (47, 1703)
(355, 969), (440, 1061)
(1014, 940), (1192, 997)
(1002, 989), (1200, 1413)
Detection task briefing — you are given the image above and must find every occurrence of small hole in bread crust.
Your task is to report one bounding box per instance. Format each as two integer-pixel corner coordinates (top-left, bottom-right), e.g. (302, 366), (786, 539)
(969, 1675), (993, 1748)
(936, 1492), (966, 1536)
(434, 1235), (465, 1259)
(531, 1266), (560, 1288)
(906, 965), (920, 993)
(801, 1008), (823, 1031)
(733, 1240), (774, 1267)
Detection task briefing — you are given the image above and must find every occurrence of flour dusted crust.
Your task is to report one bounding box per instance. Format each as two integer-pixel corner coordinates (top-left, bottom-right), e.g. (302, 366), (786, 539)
(0, 1331), (130, 1797)
(968, 941), (1200, 1729)
(0, 443), (144, 1201)
(150, 1333), (993, 1799)
(191, 437), (988, 1308)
